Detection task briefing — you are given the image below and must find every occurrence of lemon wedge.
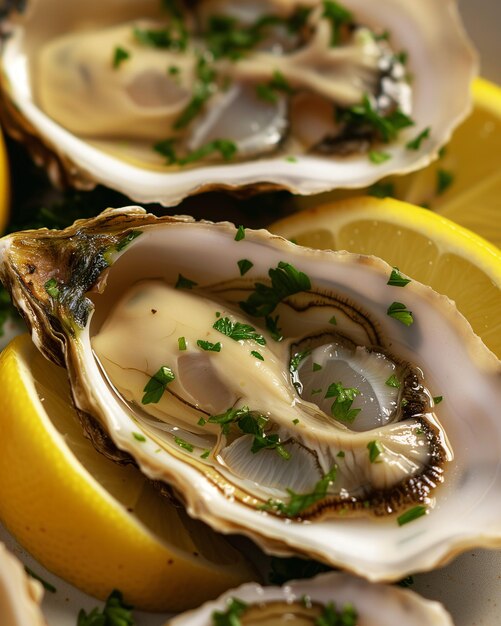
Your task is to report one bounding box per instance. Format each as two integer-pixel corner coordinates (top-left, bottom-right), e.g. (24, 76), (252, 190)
(269, 196), (501, 358)
(295, 78), (501, 250)
(0, 334), (255, 612)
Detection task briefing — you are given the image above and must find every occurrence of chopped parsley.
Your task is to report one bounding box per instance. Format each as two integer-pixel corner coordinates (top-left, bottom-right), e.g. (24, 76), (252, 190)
(336, 450), (345, 458)
(397, 505), (427, 526)
(77, 590), (134, 626)
(112, 46), (130, 69)
(311, 388), (322, 395)
(262, 466), (337, 517)
(329, 315), (337, 325)
(213, 317), (266, 345)
(237, 258), (253, 276)
(115, 230), (142, 252)
(155, 137), (237, 165)
(44, 277), (60, 299)
(251, 350), (264, 360)
(235, 225), (246, 241)
(289, 349), (311, 373)
(343, 94), (414, 143)
(286, 155), (298, 163)
(240, 261), (311, 318)
(406, 127), (431, 150)
(174, 437), (194, 452)
(367, 440), (383, 463)
(132, 432), (146, 442)
(369, 149), (391, 164)
(168, 65), (180, 75)
(387, 267), (411, 287)
(265, 314), (283, 342)
(322, 0), (353, 46)
(197, 417), (207, 426)
(197, 340), (222, 352)
(368, 181), (395, 198)
(133, 24), (187, 52)
(433, 395), (443, 405)
(325, 382), (361, 423)
(211, 598), (247, 626)
(153, 138), (177, 164)
(387, 301), (414, 326)
(142, 366), (175, 404)
(200, 449), (211, 459)
(292, 418), (300, 425)
(175, 274), (198, 289)
(385, 374), (400, 388)
(174, 55), (216, 129)
(256, 70), (294, 104)
(313, 362), (323, 372)
(437, 169), (454, 195)
(315, 601), (358, 626)
(178, 336), (187, 351)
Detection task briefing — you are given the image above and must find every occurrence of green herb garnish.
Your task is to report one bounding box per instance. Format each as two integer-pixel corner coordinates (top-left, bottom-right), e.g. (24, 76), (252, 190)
(315, 601), (358, 626)
(369, 150), (391, 164)
(213, 316), (266, 345)
(235, 225), (246, 241)
(211, 597), (247, 626)
(325, 382), (361, 423)
(387, 301), (414, 326)
(142, 366), (175, 404)
(367, 440), (383, 463)
(175, 274), (198, 289)
(197, 340), (222, 352)
(134, 24), (187, 52)
(433, 395), (443, 405)
(77, 590), (134, 626)
(343, 94), (414, 143)
(289, 349), (311, 373)
(265, 314), (283, 342)
(168, 65), (180, 75)
(406, 127), (431, 150)
(174, 55), (216, 129)
(313, 362), (323, 372)
(329, 315), (337, 325)
(240, 261), (311, 318)
(397, 505), (427, 526)
(385, 374), (400, 388)
(322, 0), (353, 46)
(387, 267), (411, 287)
(44, 278), (60, 299)
(153, 138), (177, 164)
(200, 449), (211, 459)
(336, 450), (345, 458)
(177, 139), (237, 164)
(437, 169), (454, 195)
(262, 466), (337, 517)
(368, 181), (395, 198)
(174, 437), (194, 452)
(251, 350), (264, 360)
(115, 230), (142, 252)
(132, 432), (146, 442)
(112, 46), (130, 69)
(256, 70), (294, 103)
(24, 567), (56, 593)
(178, 336), (187, 351)
(237, 259), (253, 276)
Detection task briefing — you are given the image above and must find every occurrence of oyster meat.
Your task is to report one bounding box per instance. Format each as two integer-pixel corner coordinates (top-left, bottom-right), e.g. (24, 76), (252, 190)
(1, 207), (500, 582)
(167, 571), (453, 625)
(0, 0), (476, 204)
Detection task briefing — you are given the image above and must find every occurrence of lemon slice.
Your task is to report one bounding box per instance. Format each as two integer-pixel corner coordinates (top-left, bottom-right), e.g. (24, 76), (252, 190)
(295, 78), (501, 250)
(0, 128), (10, 234)
(0, 334), (255, 612)
(269, 196), (501, 358)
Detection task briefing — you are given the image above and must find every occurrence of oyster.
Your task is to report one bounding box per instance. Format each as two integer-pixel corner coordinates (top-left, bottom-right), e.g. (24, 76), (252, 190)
(166, 571), (453, 625)
(1, 207), (500, 582)
(0, 543), (46, 626)
(0, 0), (476, 204)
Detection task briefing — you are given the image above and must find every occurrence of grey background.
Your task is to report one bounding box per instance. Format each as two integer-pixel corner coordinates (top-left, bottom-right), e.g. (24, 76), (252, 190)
(458, 0), (501, 82)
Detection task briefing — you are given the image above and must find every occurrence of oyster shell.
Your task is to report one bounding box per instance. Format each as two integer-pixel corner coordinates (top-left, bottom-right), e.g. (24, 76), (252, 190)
(166, 571), (453, 625)
(0, 543), (46, 626)
(1, 207), (500, 582)
(0, 0), (476, 205)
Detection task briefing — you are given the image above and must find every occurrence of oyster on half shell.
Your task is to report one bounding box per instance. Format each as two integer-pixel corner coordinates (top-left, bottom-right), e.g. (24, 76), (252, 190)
(166, 571), (453, 626)
(1, 207), (500, 582)
(0, 0), (476, 205)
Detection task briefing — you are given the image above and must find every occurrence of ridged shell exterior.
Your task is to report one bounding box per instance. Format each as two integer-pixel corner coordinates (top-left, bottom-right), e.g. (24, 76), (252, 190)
(1, 207), (500, 582)
(0, 0), (477, 205)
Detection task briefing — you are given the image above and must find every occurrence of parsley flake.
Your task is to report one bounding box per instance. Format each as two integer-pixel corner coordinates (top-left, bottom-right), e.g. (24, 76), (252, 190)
(367, 440), (383, 463)
(406, 127), (431, 150)
(322, 0), (353, 46)
(387, 267), (411, 287)
(385, 374), (400, 388)
(262, 466), (337, 517)
(313, 362), (323, 372)
(265, 315), (283, 342)
(251, 350), (264, 360)
(178, 336), (187, 351)
(329, 315), (337, 325)
(213, 317), (266, 345)
(175, 274), (198, 289)
(235, 225), (246, 241)
(237, 259), (253, 276)
(112, 46), (130, 69)
(387, 301), (414, 326)
(368, 181), (395, 198)
(344, 94), (414, 143)
(132, 432), (146, 442)
(240, 261), (311, 318)
(211, 598), (247, 626)
(433, 395), (443, 405)
(337, 450), (345, 458)
(142, 366), (175, 404)
(289, 349), (311, 373)
(325, 382), (361, 423)
(77, 590), (134, 626)
(397, 505), (427, 526)
(200, 449), (211, 459)
(174, 437), (194, 452)
(316, 601), (358, 626)
(369, 149), (391, 164)
(44, 278), (60, 299)
(437, 169), (454, 195)
(197, 340), (222, 352)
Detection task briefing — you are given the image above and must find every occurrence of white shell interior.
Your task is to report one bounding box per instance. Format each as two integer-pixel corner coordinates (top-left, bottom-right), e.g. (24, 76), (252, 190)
(1, 0), (477, 205)
(66, 215), (501, 581)
(167, 571), (453, 626)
